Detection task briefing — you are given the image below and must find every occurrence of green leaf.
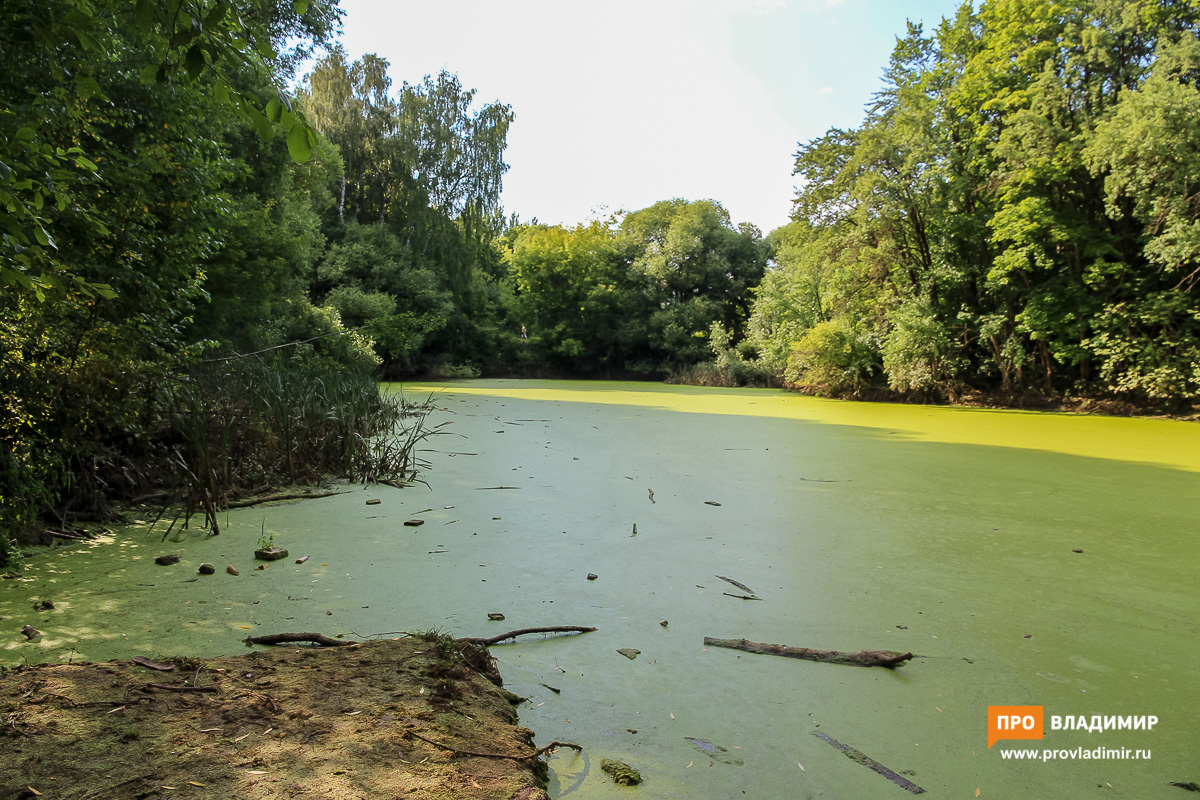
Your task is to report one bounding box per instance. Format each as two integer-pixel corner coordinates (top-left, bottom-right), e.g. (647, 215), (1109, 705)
(287, 123), (312, 163)
(139, 64), (160, 84)
(170, 27), (198, 49)
(294, 0), (310, 15)
(135, 0), (155, 31)
(214, 82), (230, 104)
(73, 28), (99, 51)
(75, 74), (102, 100)
(185, 44), (205, 80)
(265, 97), (283, 123)
(248, 109), (274, 141)
(205, 1), (229, 26)
(15, 128), (35, 141)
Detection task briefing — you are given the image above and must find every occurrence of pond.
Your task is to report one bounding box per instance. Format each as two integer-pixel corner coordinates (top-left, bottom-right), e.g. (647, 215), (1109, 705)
(3, 379), (1197, 798)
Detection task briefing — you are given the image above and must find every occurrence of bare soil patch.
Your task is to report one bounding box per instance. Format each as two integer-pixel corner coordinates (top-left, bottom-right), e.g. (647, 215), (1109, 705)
(0, 636), (553, 799)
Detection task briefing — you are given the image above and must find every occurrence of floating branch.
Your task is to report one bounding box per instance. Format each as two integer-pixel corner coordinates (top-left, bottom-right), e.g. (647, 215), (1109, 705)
(703, 637), (913, 668)
(715, 575), (759, 598)
(813, 730), (924, 794)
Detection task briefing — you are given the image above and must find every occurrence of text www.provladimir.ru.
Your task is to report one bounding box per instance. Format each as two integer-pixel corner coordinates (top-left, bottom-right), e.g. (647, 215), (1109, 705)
(1000, 747), (1151, 761)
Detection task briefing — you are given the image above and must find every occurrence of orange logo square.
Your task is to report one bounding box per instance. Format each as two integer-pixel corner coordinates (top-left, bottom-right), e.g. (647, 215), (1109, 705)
(988, 706), (1044, 748)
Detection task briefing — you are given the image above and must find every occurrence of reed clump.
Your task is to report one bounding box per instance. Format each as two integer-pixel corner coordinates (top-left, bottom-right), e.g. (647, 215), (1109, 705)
(155, 356), (434, 532)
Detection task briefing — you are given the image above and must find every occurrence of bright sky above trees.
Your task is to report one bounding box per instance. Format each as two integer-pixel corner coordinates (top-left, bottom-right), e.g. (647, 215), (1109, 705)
(335, 0), (965, 234)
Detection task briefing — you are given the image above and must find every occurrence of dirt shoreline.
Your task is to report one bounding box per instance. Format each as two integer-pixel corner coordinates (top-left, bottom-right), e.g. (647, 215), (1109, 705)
(0, 636), (554, 799)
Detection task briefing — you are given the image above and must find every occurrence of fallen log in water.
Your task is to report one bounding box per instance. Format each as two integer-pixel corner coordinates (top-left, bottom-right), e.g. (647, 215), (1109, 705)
(703, 637), (914, 668)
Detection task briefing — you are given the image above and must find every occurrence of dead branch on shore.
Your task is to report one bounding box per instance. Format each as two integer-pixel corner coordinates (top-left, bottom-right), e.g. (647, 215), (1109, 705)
(225, 490), (348, 509)
(463, 626), (597, 648)
(406, 729), (582, 761)
(244, 632), (355, 647)
(125, 682), (220, 701)
(703, 637), (914, 668)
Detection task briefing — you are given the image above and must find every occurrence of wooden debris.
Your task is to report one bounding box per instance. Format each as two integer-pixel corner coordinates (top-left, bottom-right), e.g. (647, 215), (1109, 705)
(463, 626), (597, 648)
(131, 656), (176, 672)
(715, 575), (756, 595)
(244, 632), (354, 647)
(404, 519), (425, 527)
(295, 556), (310, 564)
(20, 625), (42, 640)
(226, 565), (239, 576)
(154, 555), (180, 566)
(812, 730), (924, 794)
(488, 613), (506, 621)
(616, 648), (640, 660)
(703, 637), (914, 668)
(716, 575), (762, 601)
(406, 729), (580, 761)
(366, 499), (381, 505)
(136, 682), (219, 694)
(225, 490), (347, 509)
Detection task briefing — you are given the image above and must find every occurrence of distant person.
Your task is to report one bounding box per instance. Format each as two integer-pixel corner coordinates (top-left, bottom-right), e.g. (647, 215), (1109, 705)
(520, 325), (528, 340)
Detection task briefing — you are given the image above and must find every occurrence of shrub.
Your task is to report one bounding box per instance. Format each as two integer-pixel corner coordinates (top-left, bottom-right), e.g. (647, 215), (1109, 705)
(882, 301), (959, 393)
(785, 319), (880, 394)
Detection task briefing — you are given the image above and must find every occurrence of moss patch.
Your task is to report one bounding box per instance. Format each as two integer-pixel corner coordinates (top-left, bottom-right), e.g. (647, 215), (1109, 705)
(601, 757), (642, 786)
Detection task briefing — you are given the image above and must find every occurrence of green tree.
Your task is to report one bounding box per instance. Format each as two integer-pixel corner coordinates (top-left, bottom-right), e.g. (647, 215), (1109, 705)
(619, 199), (766, 370)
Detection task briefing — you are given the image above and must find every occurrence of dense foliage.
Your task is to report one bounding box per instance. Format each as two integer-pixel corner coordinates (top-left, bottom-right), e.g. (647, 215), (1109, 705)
(0, 0), (370, 567)
(503, 200), (767, 375)
(747, 0), (1200, 406)
(5, 0), (1199, 567)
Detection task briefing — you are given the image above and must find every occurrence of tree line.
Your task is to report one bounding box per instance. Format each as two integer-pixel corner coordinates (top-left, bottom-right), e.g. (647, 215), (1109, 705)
(746, 0), (1200, 406)
(4, 0), (1198, 564)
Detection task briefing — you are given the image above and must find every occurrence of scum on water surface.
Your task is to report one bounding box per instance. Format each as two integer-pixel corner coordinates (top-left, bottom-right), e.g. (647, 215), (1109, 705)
(3, 379), (1197, 798)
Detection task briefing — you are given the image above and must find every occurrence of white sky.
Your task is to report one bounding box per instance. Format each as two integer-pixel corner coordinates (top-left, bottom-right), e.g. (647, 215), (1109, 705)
(334, 0), (967, 235)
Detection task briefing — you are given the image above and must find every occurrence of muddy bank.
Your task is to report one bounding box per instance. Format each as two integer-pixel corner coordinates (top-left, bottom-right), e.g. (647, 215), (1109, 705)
(0, 636), (553, 799)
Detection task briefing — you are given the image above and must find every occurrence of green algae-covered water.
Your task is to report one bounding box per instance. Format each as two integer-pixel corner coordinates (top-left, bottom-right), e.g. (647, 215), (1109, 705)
(3, 380), (1197, 798)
